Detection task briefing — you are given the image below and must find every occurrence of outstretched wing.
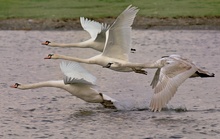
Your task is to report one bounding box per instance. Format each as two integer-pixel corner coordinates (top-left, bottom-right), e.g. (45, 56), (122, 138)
(150, 59), (197, 112)
(102, 5), (139, 61)
(80, 17), (109, 41)
(60, 61), (97, 85)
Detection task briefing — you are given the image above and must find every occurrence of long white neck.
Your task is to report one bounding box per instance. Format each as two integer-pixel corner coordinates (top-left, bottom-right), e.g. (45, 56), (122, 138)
(48, 42), (86, 48)
(143, 60), (164, 68)
(18, 80), (65, 90)
(121, 60), (163, 69)
(55, 54), (91, 64)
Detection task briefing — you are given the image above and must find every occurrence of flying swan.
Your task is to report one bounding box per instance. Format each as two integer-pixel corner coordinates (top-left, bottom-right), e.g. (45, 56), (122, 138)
(111, 54), (215, 112)
(44, 5), (146, 74)
(10, 61), (117, 109)
(41, 17), (136, 52)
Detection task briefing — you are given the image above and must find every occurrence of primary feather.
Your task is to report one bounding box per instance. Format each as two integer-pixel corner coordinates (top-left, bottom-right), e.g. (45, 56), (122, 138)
(60, 61), (97, 85)
(80, 17), (109, 41)
(102, 5), (139, 61)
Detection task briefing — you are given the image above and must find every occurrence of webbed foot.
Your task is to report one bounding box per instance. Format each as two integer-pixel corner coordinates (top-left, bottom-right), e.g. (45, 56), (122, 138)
(132, 68), (147, 75)
(101, 100), (116, 109)
(103, 62), (113, 68)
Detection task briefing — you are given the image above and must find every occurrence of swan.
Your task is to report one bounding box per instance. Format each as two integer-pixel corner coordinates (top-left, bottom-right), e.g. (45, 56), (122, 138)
(41, 17), (109, 52)
(41, 17), (136, 52)
(10, 61), (117, 109)
(44, 5), (147, 75)
(112, 54), (215, 112)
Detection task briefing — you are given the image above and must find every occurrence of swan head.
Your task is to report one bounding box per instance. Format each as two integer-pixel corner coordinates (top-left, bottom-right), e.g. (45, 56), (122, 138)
(10, 83), (21, 88)
(41, 40), (51, 45)
(44, 54), (59, 59)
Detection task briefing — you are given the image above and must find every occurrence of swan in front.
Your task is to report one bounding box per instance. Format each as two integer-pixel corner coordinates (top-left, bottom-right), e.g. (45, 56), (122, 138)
(111, 54), (215, 112)
(41, 17), (136, 52)
(44, 5), (146, 75)
(10, 61), (117, 109)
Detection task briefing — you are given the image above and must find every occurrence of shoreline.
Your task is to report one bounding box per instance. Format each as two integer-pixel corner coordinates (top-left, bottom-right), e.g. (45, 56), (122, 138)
(1, 17), (220, 30)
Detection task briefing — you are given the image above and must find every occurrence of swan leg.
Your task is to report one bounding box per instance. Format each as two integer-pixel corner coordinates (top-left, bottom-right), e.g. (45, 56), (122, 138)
(132, 68), (147, 75)
(100, 100), (116, 109)
(99, 93), (116, 109)
(103, 62), (113, 68)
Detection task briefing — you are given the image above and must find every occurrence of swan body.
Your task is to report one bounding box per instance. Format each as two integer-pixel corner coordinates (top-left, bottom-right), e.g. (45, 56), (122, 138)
(10, 61), (117, 108)
(149, 55), (215, 112)
(113, 54), (215, 112)
(45, 53), (145, 73)
(45, 5), (145, 74)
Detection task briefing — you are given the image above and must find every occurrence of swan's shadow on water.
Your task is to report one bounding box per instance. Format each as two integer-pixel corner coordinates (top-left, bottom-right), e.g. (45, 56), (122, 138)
(65, 99), (220, 121)
(70, 108), (220, 122)
(66, 106), (187, 119)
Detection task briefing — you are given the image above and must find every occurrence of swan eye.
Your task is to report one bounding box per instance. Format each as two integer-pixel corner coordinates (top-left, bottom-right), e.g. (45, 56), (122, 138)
(45, 41), (51, 44)
(48, 54), (54, 57)
(15, 83), (20, 88)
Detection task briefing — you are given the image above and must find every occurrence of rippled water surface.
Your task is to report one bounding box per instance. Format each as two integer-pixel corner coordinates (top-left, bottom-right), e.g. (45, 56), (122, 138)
(0, 30), (220, 139)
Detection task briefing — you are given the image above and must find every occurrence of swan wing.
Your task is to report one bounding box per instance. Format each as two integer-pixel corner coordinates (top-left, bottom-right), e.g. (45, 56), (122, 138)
(60, 61), (97, 85)
(80, 17), (109, 41)
(102, 5), (139, 61)
(149, 59), (197, 112)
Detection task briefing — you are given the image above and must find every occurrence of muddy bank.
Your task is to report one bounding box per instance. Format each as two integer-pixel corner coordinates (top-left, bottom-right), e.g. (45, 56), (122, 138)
(1, 17), (220, 30)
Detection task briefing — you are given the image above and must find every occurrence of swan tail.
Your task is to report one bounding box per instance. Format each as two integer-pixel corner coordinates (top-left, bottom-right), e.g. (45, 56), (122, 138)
(195, 70), (215, 78)
(190, 69), (215, 78)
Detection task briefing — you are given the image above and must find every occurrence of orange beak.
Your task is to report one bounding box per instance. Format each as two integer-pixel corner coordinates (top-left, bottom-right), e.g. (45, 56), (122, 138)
(44, 56), (51, 59)
(41, 41), (50, 45)
(10, 84), (16, 88)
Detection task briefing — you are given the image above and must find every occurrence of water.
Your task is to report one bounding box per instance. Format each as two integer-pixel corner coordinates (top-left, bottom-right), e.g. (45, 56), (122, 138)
(0, 30), (219, 138)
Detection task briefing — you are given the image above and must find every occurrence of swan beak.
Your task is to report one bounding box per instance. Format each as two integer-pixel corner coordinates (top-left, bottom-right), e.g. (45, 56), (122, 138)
(41, 41), (51, 45)
(10, 85), (16, 88)
(41, 42), (47, 45)
(44, 56), (51, 59)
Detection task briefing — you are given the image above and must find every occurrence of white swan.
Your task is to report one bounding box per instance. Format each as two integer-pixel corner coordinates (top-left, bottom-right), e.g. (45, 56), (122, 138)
(10, 61), (117, 109)
(112, 54), (215, 112)
(41, 17), (136, 52)
(44, 5), (146, 74)
(41, 17), (109, 52)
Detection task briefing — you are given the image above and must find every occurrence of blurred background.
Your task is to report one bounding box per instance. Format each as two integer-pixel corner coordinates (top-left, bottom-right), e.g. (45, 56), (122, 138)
(1, 0), (220, 29)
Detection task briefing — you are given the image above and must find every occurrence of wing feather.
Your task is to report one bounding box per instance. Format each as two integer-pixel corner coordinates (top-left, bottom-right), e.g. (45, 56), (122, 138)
(150, 68), (161, 89)
(102, 5), (139, 61)
(60, 61), (96, 85)
(80, 17), (109, 41)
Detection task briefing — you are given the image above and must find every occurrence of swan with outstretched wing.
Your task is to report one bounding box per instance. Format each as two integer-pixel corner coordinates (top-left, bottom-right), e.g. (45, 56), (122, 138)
(10, 61), (117, 109)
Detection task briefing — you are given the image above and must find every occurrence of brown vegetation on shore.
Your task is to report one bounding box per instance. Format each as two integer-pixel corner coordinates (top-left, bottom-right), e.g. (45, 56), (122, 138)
(1, 17), (220, 30)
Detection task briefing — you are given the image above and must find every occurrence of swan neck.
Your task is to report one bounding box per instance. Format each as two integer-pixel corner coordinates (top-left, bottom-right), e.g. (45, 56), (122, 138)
(142, 60), (164, 68)
(56, 54), (90, 64)
(18, 81), (64, 90)
(49, 43), (82, 47)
